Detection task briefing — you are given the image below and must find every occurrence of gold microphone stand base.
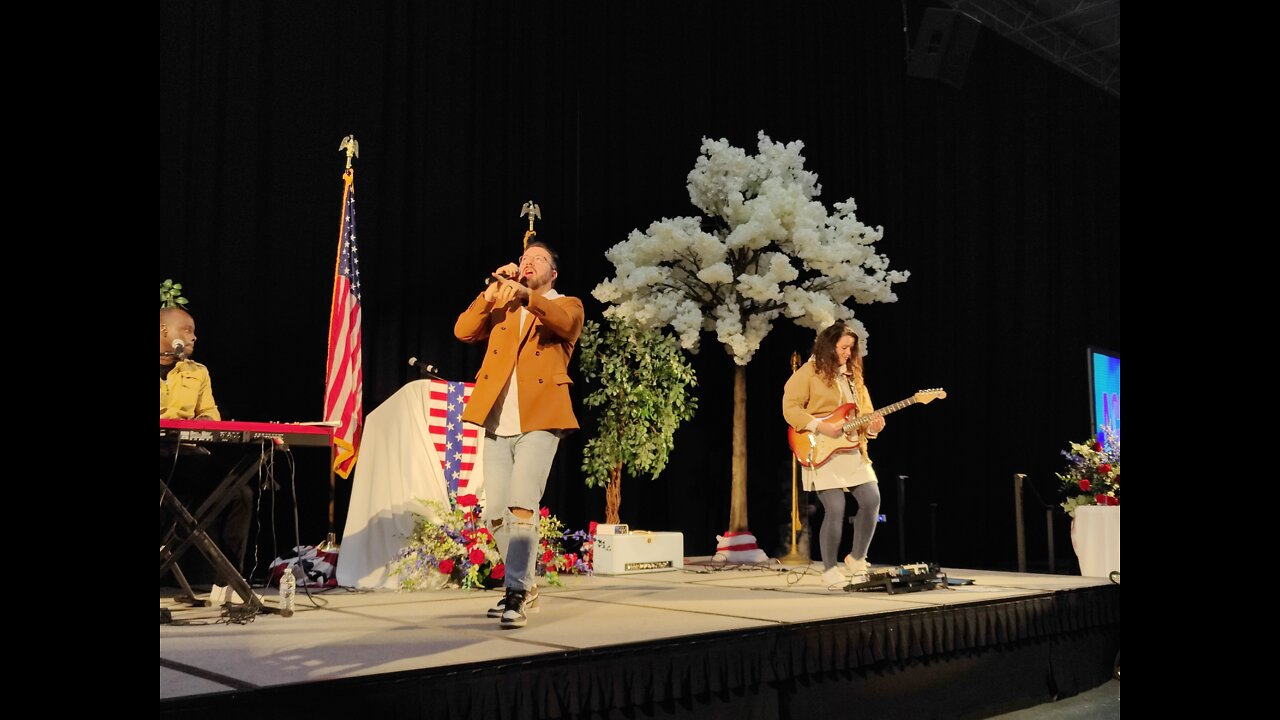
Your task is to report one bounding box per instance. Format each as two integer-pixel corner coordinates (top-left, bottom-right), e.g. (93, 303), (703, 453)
(317, 532), (340, 553)
(777, 548), (810, 566)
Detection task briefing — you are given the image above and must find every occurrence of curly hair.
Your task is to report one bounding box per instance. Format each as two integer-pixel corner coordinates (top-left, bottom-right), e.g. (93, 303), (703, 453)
(811, 321), (863, 385)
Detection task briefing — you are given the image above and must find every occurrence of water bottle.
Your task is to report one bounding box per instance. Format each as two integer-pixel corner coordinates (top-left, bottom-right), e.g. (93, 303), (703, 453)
(280, 566), (296, 617)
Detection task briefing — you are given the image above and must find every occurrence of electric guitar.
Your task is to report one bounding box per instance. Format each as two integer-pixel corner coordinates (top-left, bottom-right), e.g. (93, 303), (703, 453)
(788, 389), (946, 468)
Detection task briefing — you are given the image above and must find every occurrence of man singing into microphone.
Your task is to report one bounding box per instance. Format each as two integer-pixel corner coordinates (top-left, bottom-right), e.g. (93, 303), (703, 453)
(455, 241), (583, 629)
(160, 307), (220, 420)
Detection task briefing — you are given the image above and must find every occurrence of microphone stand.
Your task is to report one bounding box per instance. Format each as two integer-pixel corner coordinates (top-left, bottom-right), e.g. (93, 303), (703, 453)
(779, 351), (809, 566)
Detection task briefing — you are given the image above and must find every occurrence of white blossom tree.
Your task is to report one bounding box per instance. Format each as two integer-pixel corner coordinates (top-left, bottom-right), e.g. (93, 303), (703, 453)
(593, 132), (909, 550)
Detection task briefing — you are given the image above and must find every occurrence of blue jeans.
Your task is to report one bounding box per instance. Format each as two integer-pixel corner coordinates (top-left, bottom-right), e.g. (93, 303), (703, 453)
(483, 430), (560, 591)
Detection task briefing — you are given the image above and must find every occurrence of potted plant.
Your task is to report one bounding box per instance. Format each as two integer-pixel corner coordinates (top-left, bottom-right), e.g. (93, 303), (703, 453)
(577, 316), (697, 524)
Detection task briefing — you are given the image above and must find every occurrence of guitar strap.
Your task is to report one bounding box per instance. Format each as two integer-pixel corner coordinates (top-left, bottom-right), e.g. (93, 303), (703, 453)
(840, 372), (856, 405)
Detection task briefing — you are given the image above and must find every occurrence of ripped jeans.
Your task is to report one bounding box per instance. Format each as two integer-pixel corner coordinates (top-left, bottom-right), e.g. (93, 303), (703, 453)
(482, 430), (561, 591)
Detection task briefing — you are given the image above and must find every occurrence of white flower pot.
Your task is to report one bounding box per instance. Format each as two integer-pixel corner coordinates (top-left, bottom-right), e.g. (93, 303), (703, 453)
(1071, 505), (1120, 578)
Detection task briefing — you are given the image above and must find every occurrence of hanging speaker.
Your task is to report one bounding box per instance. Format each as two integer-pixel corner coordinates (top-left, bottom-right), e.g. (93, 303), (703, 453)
(906, 9), (981, 89)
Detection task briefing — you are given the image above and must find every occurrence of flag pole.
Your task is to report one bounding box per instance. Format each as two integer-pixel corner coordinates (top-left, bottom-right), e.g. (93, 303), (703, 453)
(320, 135), (363, 553)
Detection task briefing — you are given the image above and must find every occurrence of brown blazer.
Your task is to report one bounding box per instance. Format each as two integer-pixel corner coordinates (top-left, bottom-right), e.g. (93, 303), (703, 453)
(454, 289), (584, 432)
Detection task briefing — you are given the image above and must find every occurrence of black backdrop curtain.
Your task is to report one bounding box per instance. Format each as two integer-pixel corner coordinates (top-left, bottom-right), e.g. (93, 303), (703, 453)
(159, 0), (1120, 570)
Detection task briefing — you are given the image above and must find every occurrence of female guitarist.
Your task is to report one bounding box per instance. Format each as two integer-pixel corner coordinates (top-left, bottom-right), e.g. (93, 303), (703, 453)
(782, 321), (885, 588)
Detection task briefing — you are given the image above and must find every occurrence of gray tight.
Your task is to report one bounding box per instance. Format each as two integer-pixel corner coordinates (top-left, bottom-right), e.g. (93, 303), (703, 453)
(815, 483), (881, 570)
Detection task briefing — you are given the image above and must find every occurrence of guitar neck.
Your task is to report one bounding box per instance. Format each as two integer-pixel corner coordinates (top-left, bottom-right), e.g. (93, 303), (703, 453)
(843, 397), (917, 432)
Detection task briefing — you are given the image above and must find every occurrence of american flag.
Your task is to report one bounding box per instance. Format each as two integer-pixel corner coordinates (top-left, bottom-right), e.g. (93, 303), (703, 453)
(426, 379), (479, 500)
(324, 168), (363, 479)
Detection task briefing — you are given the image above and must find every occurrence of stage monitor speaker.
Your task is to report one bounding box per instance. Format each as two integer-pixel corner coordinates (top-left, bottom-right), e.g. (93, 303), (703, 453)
(906, 8), (981, 89)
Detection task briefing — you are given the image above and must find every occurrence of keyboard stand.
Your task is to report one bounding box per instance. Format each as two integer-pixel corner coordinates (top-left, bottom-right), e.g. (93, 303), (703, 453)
(159, 453), (266, 618)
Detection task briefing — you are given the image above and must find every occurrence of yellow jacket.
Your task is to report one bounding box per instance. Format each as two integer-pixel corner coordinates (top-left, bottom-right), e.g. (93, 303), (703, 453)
(160, 359), (221, 420)
(454, 289), (584, 432)
(782, 360), (874, 461)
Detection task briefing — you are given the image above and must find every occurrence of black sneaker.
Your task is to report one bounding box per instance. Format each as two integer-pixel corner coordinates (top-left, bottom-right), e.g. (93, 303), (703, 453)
(487, 584), (538, 618)
(499, 588), (528, 629)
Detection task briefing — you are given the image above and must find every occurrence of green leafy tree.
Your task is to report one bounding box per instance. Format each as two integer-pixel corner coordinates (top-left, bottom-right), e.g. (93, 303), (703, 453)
(578, 317), (698, 523)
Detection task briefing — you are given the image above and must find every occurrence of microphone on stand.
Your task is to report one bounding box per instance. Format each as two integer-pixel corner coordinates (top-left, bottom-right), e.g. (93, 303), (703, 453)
(165, 338), (187, 360)
(408, 357), (444, 380)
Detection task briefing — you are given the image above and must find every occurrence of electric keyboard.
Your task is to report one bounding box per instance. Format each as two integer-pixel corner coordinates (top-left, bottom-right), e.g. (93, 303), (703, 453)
(159, 419), (333, 448)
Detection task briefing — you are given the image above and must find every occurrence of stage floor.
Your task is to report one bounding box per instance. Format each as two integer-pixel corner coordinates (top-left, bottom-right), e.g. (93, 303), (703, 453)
(161, 560), (1113, 700)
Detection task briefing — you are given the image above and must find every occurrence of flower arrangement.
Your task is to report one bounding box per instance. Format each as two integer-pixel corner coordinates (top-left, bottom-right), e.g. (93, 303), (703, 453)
(1057, 428), (1120, 517)
(391, 493), (593, 591)
(538, 510), (595, 584)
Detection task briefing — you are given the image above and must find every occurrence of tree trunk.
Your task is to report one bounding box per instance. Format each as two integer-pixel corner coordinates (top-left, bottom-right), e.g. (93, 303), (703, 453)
(606, 463), (622, 524)
(729, 364), (749, 532)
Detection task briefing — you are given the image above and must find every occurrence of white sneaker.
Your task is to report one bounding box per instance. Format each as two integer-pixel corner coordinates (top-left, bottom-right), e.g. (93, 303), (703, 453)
(820, 566), (847, 588)
(844, 555), (870, 577)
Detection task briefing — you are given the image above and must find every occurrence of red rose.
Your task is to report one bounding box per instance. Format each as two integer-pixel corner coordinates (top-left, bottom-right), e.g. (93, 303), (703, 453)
(542, 550), (555, 564)
(490, 563), (505, 579)
(479, 528), (493, 541)
(1098, 463), (1112, 474)
(1091, 441), (1102, 452)
(1094, 494), (1107, 505)
(469, 547), (486, 565)
(540, 507), (550, 518)
(438, 559), (455, 574)
(566, 553), (578, 567)
(457, 494), (478, 507)
(589, 521), (599, 535)
(1078, 479), (1091, 492)
(1108, 495), (1120, 506)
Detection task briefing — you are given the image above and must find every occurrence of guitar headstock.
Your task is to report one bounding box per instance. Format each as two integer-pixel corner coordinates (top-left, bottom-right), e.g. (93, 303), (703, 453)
(914, 388), (947, 404)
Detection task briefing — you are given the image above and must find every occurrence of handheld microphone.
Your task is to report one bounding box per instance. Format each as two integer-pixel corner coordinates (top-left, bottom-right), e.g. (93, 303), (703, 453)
(484, 268), (524, 286)
(408, 357), (443, 380)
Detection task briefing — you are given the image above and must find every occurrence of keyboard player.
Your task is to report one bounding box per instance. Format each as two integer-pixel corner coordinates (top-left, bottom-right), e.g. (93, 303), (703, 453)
(160, 307), (249, 586)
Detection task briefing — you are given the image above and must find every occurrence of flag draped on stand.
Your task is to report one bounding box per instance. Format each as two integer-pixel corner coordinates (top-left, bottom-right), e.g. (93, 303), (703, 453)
(426, 380), (480, 501)
(325, 167), (363, 478)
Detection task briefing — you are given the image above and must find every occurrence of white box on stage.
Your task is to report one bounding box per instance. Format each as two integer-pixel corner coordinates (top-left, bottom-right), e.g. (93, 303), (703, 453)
(593, 531), (684, 575)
